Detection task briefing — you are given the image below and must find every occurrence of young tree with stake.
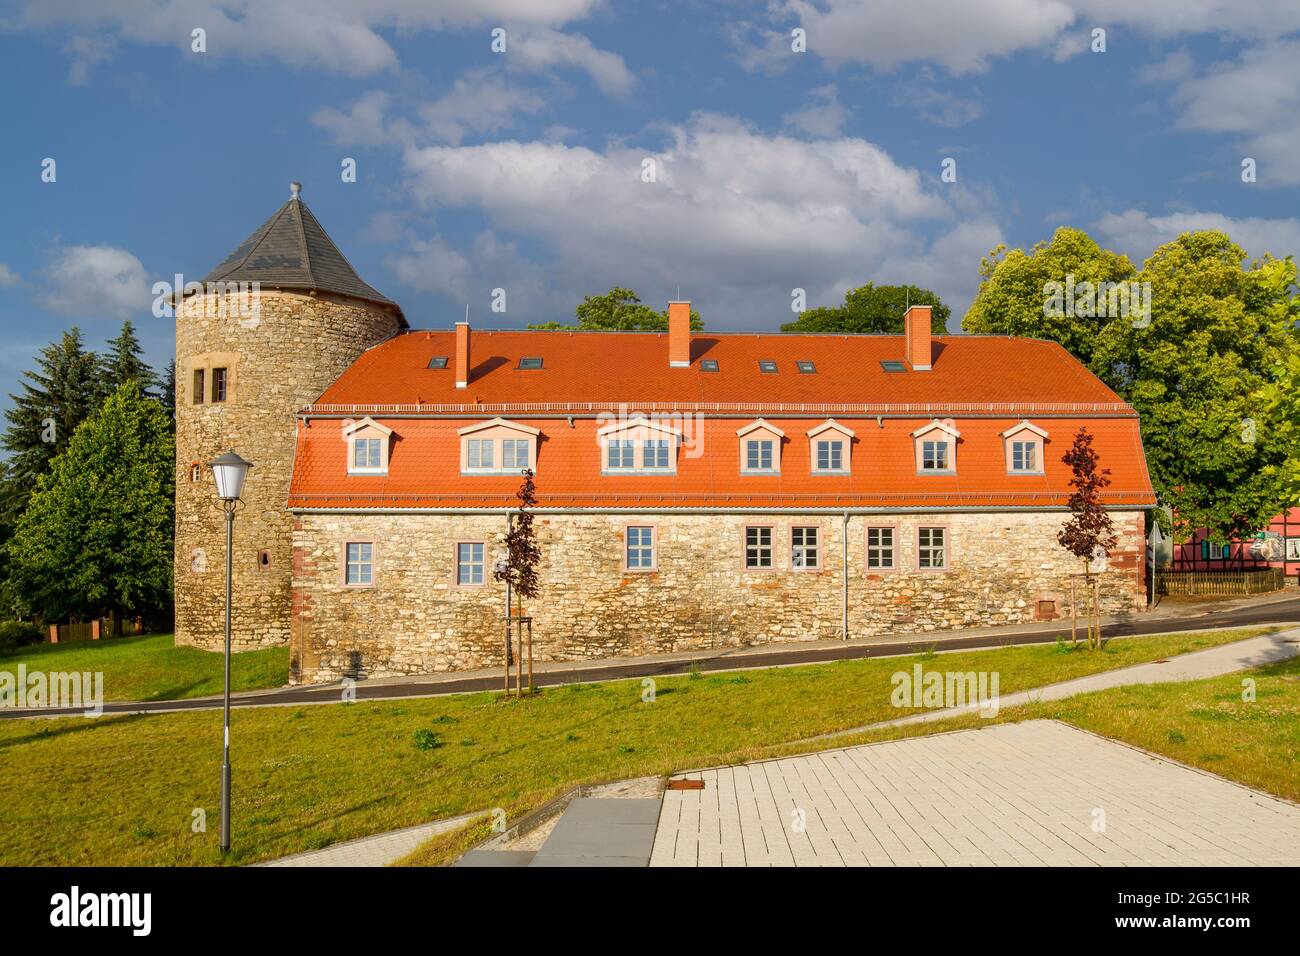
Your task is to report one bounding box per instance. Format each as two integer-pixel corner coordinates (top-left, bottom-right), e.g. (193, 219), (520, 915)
(1057, 428), (1117, 649)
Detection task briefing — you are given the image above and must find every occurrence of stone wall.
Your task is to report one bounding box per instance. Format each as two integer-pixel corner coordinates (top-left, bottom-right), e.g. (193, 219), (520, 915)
(289, 509), (1146, 683)
(174, 290), (402, 650)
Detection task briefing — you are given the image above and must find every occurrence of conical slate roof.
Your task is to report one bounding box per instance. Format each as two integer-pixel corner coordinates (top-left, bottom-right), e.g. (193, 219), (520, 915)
(201, 183), (403, 320)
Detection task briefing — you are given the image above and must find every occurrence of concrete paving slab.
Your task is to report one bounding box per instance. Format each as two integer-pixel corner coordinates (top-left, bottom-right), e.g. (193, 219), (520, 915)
(652, 720), (1300, 867)
(529, 798), (660, 867)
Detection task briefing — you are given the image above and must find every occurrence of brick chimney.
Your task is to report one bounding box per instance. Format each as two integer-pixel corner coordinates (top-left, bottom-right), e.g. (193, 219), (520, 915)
(904, 305), (933, 371)
(668, 301), (691, 367)
(455, 321), (470, 388)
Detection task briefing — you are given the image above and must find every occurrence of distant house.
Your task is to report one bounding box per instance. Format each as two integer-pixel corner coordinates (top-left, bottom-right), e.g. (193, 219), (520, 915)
(174, 185), (1158, 685)
(1172, 507), (1300, 581)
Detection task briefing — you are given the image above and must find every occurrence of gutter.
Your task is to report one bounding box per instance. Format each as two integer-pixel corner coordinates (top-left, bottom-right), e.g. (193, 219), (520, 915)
(842, 511), (850, 641)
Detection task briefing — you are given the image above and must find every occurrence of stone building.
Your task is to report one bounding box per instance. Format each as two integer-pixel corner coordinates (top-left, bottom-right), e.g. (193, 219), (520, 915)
(175, 186), (1156, 683)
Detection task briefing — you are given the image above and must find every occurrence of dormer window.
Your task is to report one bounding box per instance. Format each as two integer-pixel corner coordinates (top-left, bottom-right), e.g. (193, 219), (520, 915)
(343, 417), (393, 475)
(599, 416), (679, 474)
(921, 440), (949, 470)
(1001, 420), (1048, 475)
(738, 420), (784, 474)
(459, 418), (541, 475)
(808, 420), (854, 474)
(353, 438), (382, 470)
(912, 420), (960, 475)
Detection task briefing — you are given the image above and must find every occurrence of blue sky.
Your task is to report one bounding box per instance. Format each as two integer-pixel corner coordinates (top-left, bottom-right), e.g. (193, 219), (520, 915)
(1, 0), (1298, 405)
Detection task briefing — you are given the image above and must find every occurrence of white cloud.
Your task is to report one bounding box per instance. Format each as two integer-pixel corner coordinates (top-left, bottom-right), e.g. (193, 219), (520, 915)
(63, 34), (115, 85)
(508, 27), (634, 96)
(889, 71), (983, 127)
(734, 0), (1300, 74)
(395, 113), (996, 328)
(783, 84), (849, 138)
(1163, 41), (1300, 185)
(42, 244), (152, 319)
(314, 73), (548, 147)
(0, 263), (20, 287)
(776, 0), (1077, 74)
(418, 71), (548, 144)
(1094, 209), (1300, 265)
(10, 0), (609, 77)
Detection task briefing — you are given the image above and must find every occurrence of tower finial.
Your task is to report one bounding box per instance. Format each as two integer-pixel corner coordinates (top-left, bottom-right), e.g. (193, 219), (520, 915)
(290, 182), (302, 200)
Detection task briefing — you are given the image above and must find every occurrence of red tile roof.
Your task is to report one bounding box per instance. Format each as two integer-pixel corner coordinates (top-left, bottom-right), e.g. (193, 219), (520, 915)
(290, 329), (1155, 511)
(310, 329), (1130, 413)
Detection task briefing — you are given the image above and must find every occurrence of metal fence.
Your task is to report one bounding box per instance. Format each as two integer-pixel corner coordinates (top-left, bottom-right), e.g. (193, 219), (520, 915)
(1155, 567), (1286, 597)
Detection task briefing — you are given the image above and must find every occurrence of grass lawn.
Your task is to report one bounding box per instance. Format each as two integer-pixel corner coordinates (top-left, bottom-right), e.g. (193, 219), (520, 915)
(0, 626), (1273, 867)
(805, 645), (1300, 804)
(0, 633), (289, 702)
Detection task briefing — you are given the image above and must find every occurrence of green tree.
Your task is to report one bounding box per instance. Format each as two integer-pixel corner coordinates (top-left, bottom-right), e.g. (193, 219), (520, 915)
(964, 227), (1300, 540)
(7, 382), (174, 623)
(530, 287), (703, 331)
(160, 360), (176, 421)
(0, 328), (102, 523)
(962, 227), (1137, 364)
(782, 283), (949, 333)
(1092, 232), (1300, 539)
(101, 320), (158, 399)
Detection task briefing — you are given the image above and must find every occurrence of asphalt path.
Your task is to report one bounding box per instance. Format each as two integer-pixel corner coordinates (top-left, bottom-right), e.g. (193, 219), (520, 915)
(5, 595), (1298, 720)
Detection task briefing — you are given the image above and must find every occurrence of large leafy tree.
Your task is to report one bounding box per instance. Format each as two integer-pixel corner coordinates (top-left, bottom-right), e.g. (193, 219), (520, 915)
(1092, 232), (1299, 538)
(101, 320), (158, 399)
(530, 287), (703, 331)
(962, 227), (1137, 365)
(0, 327), (102, 524)
(7, 382), (174, 622)
(782, 283), (949, 333)
(964, 227), (1299, 540)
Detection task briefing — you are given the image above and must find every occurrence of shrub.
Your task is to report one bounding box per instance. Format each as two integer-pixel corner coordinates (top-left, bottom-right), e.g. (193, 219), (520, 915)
(413, 729), (444, 752)
(0, 620), (44, 654)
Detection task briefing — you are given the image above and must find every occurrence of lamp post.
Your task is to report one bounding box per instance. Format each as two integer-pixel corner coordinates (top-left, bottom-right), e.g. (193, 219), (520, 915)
(209, 451), (252, 855)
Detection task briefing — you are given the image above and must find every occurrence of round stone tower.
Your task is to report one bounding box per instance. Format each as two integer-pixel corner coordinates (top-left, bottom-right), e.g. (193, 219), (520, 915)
(174, 183), (404, 651)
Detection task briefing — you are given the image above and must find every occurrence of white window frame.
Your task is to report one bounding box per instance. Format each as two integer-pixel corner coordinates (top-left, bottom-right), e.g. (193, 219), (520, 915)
(867, 526), (896, 570)
(744, 526), (774, 569)
(918, 527), (947, 570)
(625, 526), (656, 570)
(738, 420), (784, 475)
(456, 542), (485, 586)
(344, 542), (374, 586)
(791, 526), (820, 569)
(458, 419), (541, 475)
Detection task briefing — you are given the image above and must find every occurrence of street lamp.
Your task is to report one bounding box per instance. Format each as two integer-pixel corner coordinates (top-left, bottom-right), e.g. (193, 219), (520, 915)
(209, 451), (252, 856)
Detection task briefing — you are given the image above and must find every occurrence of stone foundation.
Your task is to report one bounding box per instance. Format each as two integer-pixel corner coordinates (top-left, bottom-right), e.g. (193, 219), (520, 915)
(288, 510), (1146, 684)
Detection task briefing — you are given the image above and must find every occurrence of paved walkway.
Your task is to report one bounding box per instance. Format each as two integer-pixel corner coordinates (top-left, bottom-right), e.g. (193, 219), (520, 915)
(259, 811), (481, 867)
(7, 593), (1296, 719)
(805, 626), (1300, 742)
(652, 720), (1300, 867)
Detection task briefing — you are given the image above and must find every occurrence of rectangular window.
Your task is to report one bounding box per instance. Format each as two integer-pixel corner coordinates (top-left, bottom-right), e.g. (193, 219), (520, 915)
(212, 367), (228, 402)
(745, 526), (773, 569)
(192, 368), (205, 405)
(918, 527), (947, 569)
(352, 438), (382, 470)
(867, 527), (895, 569)
(642, 439), (670, 470)
(1011, 440), (1037, 472)
(607, 439), (635, 470)
(791, 526), (819, 569)
(626, 526), (655, 569)
(456, 542), (485, 585)
(921, 440), (950, 471)
(467, 439), (495, 470)
(745, 439), (774, 471)
(502, 439), (530, 470)
(815, 440), (843, 472)
(345, 542), (373, 585)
